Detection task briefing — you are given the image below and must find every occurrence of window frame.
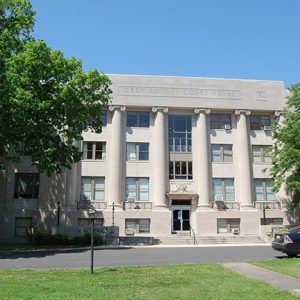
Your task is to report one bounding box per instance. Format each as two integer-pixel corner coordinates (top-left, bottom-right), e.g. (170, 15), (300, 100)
(254, 179), (276, 202)
(82, 141), (106, 160)
(127, 111), (150, 128)
(250, 115), (271, 130)
(252, 145), (272, 163)
(210, 113), (232, 130)
(125, 218), (150, 234)
(169, 161), (193, 180)
(217, 218), (240, 234)
(15, 217), (32, 237)
(212, 178), (235, 201)
(211, 144), (233, 163)
(126, 143), (149, 161)
(125, 177), (149, 202)
(80, 177), (105, 201)
(14, 173), (39, 199)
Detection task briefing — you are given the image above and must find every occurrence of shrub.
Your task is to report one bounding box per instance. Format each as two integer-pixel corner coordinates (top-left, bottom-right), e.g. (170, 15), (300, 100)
(71, 232), (103, 246)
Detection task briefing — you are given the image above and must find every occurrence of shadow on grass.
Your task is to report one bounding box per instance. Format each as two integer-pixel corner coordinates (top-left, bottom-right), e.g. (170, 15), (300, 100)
(0, 246), (132, 259)
(275, 255), (300, 259)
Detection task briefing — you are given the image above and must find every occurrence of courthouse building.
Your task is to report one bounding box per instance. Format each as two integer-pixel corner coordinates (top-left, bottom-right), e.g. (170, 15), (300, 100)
(0, 74), (292, 242)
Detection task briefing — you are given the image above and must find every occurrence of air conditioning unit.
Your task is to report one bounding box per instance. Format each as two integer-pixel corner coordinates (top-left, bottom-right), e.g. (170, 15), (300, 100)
(231, 228), (240, 235)
(224, 124), (231, 130)
(263, 125), (271, 131)
(125, 228), (135, 235)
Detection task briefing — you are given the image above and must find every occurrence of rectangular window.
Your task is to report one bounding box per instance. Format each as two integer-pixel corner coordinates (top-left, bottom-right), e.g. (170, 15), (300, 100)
(217, 219), (240, 234)
(254, 179), (276, 201)
(80, 177), (105, 201)
(14, 173), (39, 199)
(101, 110), (107, 127)
(125, 219), (150, 234)
(82, 142), (106, 160)
(250, 115), (271, 130)
(127, 111), (150, 127)
(168, 115), (192, 152)
(125, 178), (149, 201)
(15, 217), (32, 237)
(126, 143), (149, 161)
(260, 218), (283, 226)
(210, 114), (232, 129)
(211, 144), (233, 162)
(252, 145), (272, 163)
(212, 178), (235, 201)
(169, 161), (193, 179)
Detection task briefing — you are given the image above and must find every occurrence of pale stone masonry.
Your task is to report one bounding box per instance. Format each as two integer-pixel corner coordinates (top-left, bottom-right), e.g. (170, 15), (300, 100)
(0, 74), (293, 242)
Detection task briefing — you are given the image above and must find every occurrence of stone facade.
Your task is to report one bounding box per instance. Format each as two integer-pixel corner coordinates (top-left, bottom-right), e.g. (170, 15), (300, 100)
(0, 74), (295, 242)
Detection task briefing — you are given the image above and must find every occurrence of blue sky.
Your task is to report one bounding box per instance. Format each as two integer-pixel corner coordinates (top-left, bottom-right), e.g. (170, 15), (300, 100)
(31, 0), (299, 87)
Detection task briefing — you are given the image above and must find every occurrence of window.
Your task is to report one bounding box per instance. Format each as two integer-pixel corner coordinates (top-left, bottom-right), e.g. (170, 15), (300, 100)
(210, 114), (232, 129)
(126, 143), (149, 161)
(168, 115), (192, 152)
(14, 173), (39, 199)
(217, 219), (240, 234)
(127, 111), (150, 127)
(125, 178), (149, 201)
(252, 145), (272, 163)
(101, 110), (107, 127)
(125, 219), (150, 234)
(78, 218), (104, 226)
(80, 177), (105, 201)
(82, 142), (106, 160)
(254, 179), (276, 201)
(169, 161), (193, 180)
(15, 217), (32, 237)
(211, 144), (233, 162)
(260, 218), (283, 226)
(212, 178), (235, 201)
(250, 115), (271, 130)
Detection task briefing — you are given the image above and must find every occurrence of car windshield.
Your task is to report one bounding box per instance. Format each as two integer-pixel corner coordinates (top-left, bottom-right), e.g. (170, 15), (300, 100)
(289, 225), (300, 233)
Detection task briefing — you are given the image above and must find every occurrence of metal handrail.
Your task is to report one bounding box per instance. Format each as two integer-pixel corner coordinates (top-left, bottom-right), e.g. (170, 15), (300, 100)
(190, 225), (198, 245)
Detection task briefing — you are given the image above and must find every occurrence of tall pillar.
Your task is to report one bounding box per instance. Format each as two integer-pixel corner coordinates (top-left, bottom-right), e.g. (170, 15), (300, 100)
(108, 105), (125, 208)
(152, 107), (168, 209)
(194, 108), (211, 209)
(235, 110), (253, 209)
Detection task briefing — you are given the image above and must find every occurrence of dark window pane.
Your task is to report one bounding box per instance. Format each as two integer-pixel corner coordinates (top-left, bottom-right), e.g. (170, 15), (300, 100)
(139, 112), (150, 127)
(127, 112), (137, 127)
(101, 110), (107, 126)
(181, 162), (187, 175)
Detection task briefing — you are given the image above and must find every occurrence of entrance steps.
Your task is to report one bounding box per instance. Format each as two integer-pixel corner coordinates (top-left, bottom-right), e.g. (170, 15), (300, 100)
(119, 235), (266, 246)
(154, 235), (265, 245)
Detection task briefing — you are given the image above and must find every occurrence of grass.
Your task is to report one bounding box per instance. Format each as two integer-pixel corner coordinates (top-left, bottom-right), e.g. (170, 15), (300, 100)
(1, 264), (298, 300)
(251, 258), (300, 280)
(0, 244), (75, 251)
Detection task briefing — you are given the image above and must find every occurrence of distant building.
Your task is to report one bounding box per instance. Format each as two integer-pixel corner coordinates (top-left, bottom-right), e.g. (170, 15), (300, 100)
(0, 74), (292, 242)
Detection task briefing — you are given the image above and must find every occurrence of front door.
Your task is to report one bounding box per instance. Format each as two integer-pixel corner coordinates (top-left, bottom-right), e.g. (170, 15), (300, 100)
(172, 209), (190, 231)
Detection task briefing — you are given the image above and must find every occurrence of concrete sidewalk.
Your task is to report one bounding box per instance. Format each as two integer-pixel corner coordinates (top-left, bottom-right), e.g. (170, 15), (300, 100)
(224, 262), (300, 298)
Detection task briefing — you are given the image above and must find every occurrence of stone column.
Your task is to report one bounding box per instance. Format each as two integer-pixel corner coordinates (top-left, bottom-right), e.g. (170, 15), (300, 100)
(108, 105), (126, 208)
(152, 107), (168, 209)
(235, 110), (253, 209)
(194, 108), (211, 209)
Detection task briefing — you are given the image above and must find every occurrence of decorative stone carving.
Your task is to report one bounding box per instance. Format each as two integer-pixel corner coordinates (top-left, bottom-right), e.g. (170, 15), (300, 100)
(175, 184), (188, 193)
(109, 105), (126, 112)
(193, 108), (210, 115)
(234, 109), (251, 116)
(152, 107), (168, 113)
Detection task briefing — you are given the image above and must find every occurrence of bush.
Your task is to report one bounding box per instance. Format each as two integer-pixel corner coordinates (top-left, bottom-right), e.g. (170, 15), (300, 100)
(34, 232), (70, 246)
(71, 232), (103, 246)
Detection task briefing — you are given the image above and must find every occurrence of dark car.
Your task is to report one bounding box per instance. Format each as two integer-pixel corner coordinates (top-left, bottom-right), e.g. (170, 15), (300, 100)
(272, 225), (300, 257)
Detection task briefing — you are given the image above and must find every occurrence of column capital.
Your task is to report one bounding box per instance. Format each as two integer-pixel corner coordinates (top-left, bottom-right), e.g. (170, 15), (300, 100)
(152, 107), (168, 113)
(235, 109), (251, 116)
(193, 108), (210, 115)
(109, 105), (126, 112)
(274, 110), (284, 117)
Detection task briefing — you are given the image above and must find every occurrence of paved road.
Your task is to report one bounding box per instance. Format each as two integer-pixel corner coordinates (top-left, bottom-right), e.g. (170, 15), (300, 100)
(0, 245), (286, 270)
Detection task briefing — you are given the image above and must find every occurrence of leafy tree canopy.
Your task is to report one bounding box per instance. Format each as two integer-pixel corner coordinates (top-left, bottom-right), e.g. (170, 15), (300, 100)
(272, 84), (300, 210)
(0, 0), (111, 174)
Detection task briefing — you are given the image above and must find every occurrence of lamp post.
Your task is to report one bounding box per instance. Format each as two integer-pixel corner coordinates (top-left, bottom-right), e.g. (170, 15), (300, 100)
(262, 203), (270, 225)
(57, 201), (61, 226)
(112, 202), (115, 227)
(88, 205), (96, 274)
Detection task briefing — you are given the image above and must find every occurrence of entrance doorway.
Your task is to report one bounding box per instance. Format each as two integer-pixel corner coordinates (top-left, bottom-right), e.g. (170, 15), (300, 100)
(172, 208), (190, 231)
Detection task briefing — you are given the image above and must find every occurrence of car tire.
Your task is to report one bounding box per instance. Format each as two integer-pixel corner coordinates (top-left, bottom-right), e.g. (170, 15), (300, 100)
(286, 252), (298, 258)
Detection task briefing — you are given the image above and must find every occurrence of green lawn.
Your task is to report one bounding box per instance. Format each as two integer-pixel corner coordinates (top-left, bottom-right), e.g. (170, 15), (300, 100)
(1, 264), (298, 300)
(251, 258), (300, 280)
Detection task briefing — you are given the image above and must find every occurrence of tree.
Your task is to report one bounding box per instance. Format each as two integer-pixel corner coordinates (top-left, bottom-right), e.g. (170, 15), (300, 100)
(272, 84), (300, 210)
(0, 0), (111, 174)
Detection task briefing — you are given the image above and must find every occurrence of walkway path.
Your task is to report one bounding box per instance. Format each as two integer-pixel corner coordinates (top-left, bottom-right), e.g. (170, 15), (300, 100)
(224, 262), (300, 298)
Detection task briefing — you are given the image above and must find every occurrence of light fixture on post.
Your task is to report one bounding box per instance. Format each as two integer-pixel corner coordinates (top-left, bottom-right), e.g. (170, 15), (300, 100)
(88, 205), (96, 274)
(262, 203), (270, 225)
